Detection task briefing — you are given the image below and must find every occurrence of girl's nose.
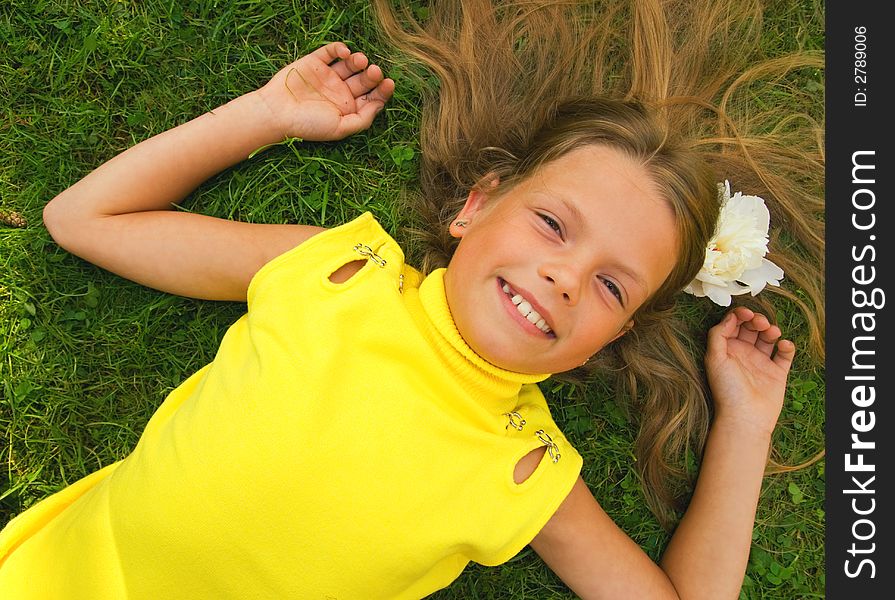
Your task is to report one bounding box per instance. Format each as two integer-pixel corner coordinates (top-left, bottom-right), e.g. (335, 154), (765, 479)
(539, 262), (582, 306)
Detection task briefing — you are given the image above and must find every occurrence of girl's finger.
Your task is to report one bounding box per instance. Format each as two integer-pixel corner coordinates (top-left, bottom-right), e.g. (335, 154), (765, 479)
(345, 64), (384, 98)
(337, 79), (395, 136)
(309, 42), (351, 65)
(735, 322), (759, 345)
(736, 313), (769, 346)
(755, 325), (781, 356)
(357, 78), (395, 112)
(772, 339), (796, 371)
(705, 310), (741, 360)
(331, 52), (369, 79)
(729, 306), (754, 328)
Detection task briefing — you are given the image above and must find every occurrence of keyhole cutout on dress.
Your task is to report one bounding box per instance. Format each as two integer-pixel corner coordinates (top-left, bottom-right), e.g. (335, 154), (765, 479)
(328, 260), (367, 283)
(513, 446), (547, 484)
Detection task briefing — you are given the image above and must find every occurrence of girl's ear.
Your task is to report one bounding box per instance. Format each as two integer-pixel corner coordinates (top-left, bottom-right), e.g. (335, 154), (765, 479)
(608, 320), (634, 343)
(449, 174), (500, 238)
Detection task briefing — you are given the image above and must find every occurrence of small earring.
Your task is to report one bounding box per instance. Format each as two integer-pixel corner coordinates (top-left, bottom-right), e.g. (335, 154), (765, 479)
(454, 219), (468, 228)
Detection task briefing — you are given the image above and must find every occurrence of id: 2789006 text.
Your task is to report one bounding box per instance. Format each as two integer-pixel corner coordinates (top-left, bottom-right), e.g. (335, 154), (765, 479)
(854, 26), (868, 107)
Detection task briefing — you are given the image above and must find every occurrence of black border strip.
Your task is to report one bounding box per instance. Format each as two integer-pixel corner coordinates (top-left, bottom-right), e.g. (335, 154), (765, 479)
(826, 2), (892, 596)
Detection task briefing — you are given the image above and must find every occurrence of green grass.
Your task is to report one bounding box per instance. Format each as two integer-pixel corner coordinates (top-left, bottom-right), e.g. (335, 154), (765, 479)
(1, 1), (824, 598)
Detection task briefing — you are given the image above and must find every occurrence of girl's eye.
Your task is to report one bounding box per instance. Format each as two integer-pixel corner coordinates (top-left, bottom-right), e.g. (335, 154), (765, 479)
(601, 277), (624, 305)
(540, 214), (562, 235)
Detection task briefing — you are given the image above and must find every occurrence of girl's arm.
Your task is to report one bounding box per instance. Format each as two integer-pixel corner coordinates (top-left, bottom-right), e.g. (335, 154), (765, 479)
(530, 307), (796, 599)
(42, 43), (393, 301)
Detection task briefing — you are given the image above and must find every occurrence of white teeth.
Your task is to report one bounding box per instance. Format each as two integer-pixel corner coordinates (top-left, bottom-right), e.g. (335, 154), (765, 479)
(501, 280), (553, 334)
(516, 300), (549, 332)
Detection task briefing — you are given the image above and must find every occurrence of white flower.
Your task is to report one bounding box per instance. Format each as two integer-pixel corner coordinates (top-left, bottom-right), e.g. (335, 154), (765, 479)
(684, 181), (785, 307)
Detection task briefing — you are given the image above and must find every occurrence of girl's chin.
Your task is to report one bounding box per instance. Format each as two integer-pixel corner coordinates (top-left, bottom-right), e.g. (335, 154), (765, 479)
(478, 348), (559, 375)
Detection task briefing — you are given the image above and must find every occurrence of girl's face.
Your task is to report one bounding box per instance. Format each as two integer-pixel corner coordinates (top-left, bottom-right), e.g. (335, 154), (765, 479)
(443, 145), (678, 374)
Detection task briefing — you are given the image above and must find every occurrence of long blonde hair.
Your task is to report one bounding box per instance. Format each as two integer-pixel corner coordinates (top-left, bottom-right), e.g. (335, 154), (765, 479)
(372, 0), (824, 527)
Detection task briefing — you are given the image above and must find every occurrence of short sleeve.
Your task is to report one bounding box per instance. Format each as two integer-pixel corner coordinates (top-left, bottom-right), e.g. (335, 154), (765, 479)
(473, 384), (583, 566)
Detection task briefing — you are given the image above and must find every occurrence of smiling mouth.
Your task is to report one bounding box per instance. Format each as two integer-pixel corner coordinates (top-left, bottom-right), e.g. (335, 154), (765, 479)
(499, 279), (555, 336)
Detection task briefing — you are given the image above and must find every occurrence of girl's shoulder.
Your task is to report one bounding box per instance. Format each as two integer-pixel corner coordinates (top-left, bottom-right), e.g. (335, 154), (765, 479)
(247, 212), (408, 300)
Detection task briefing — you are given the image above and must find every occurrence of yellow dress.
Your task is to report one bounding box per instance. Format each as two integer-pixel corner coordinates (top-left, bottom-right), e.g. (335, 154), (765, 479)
(0, 213), (582, 599)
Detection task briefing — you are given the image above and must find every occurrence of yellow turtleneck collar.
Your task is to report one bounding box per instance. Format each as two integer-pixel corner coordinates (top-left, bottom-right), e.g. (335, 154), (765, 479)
(405, 267), (549, 407)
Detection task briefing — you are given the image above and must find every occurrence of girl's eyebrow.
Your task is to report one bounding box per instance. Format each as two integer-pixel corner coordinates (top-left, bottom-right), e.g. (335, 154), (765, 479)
(614, 263), (648, 295)
(557, 196), (586, 225)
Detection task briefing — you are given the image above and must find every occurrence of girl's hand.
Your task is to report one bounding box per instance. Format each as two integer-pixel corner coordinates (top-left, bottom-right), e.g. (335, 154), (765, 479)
(705, 306), (796, 437)
(255, 42), (395, 142)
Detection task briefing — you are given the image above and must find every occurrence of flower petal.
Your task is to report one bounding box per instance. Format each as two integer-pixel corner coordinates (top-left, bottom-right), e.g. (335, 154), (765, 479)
(696, 270), (728, 286)
(761, 257), (785, 283)
(727, 282), (753, 296)
(738, 258), (785, 294)
(705, 284), (733, 307)
(719, 180), (732, 205)
(729, 194), (770, 231)
(683, 280), (705, 297)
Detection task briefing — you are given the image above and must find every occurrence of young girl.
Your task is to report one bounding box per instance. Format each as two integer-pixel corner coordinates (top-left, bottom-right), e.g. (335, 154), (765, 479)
(1, 1), (823, 598)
